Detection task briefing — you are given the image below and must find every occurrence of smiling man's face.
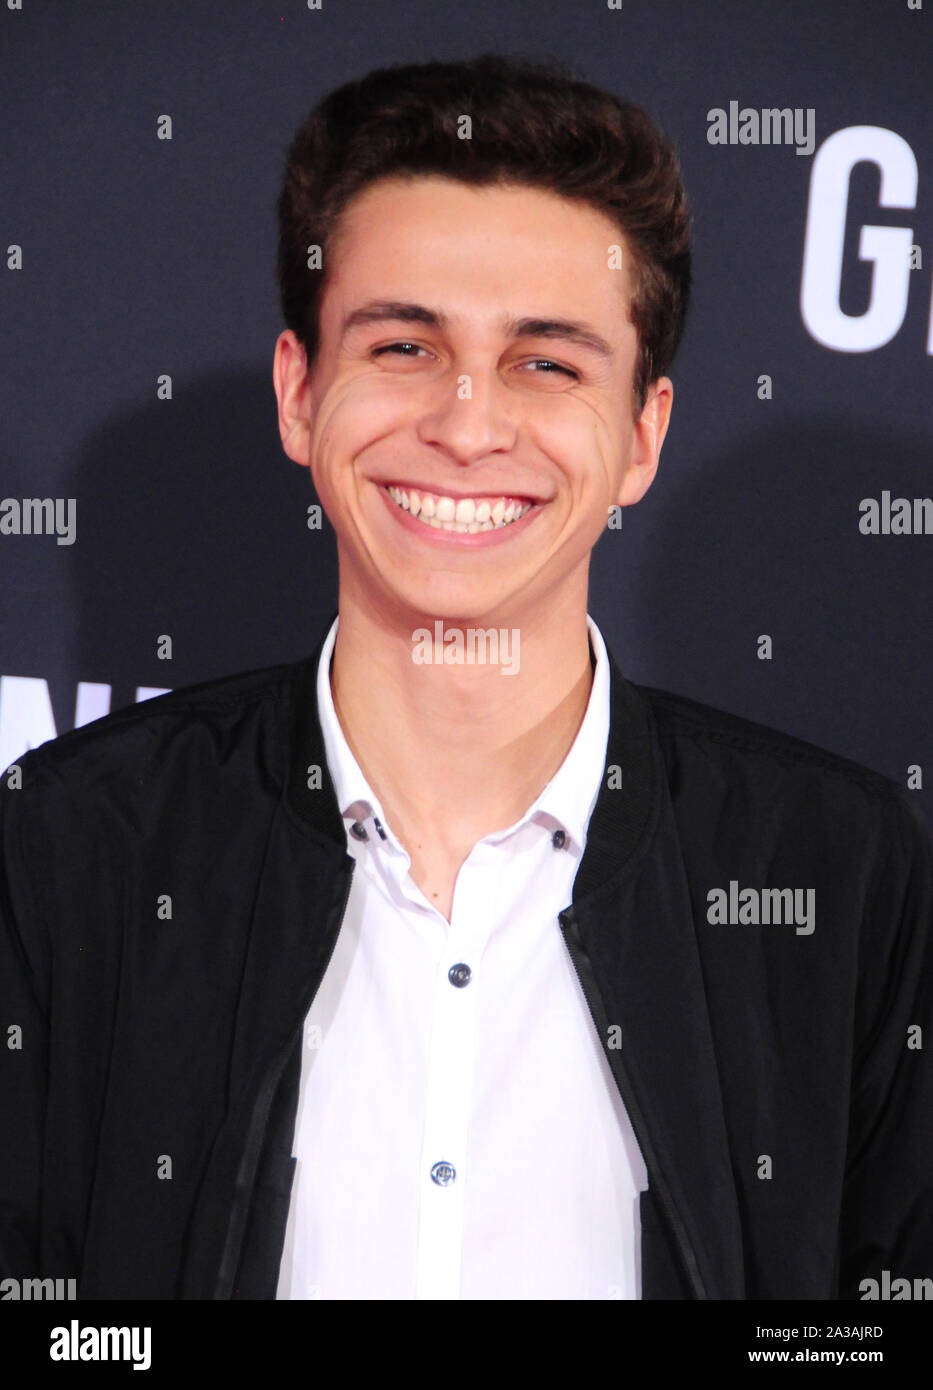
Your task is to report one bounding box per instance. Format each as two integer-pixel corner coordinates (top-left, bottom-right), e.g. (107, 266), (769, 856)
(274, 174), (672, 625)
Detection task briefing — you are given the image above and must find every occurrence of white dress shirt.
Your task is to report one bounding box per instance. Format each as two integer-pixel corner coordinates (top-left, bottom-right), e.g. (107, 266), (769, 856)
(275, 613), (647, 1300)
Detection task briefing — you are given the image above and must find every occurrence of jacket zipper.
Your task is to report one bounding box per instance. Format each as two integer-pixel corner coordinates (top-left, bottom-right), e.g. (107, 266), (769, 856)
(213, 858), (356, 1299)
(558, 905), (707, 1299)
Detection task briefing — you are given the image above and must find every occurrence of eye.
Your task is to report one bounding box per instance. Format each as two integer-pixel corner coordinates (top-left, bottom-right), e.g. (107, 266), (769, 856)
(521, 358), (579, 379)
(371, 341), (431, 359)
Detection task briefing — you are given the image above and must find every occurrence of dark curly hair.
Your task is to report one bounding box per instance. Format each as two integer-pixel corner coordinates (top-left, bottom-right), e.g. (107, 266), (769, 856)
(277, 53), (692, 415)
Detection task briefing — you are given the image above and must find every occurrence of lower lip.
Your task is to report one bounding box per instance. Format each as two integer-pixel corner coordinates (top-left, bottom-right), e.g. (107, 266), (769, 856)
(377, 485), (543, 547)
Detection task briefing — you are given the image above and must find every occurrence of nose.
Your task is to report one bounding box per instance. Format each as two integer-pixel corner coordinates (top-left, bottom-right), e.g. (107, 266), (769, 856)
(415, 367), (518, 466)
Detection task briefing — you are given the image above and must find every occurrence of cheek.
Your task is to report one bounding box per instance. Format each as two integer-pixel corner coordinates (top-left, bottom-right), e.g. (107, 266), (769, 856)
(310, 378), (400, 492)
(591, 413), (628, 489)
(312, 374), (417, 468)
(529, 398), (623, 497)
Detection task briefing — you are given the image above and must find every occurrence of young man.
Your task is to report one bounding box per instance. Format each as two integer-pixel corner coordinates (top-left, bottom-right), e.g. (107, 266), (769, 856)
(2, 55), (931, 1301)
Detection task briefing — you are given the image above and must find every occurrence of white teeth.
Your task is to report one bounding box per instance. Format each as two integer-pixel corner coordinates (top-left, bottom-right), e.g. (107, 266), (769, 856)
(386, 485), (533, 532)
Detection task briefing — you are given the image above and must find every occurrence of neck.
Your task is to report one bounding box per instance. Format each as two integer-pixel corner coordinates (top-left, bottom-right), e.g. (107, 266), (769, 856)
(329, 580), (595, 858)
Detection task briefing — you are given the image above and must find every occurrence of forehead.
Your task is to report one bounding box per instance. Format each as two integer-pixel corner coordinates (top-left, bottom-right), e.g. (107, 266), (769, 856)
(323, 175), (634, 336)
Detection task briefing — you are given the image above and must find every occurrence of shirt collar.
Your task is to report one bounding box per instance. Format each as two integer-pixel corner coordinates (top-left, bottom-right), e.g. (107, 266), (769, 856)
(316, 613), (610, 856)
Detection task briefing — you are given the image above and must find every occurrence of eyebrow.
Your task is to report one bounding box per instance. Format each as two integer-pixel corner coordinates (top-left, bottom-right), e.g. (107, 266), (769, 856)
(341, 300), (614, 361)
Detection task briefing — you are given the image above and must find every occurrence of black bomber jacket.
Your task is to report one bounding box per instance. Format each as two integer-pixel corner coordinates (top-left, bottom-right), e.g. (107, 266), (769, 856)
(1, 612), (932, 1299)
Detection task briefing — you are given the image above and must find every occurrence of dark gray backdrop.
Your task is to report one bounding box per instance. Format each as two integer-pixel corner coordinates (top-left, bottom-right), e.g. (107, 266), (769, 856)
(1, 0), (931, 822)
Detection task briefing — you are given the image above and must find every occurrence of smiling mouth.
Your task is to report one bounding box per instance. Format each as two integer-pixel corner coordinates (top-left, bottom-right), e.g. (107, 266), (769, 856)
(383, 483), (536, 533)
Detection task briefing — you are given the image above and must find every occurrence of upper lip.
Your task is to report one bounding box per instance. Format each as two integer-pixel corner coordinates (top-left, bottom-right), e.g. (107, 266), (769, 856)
(380, 480), (542, 503)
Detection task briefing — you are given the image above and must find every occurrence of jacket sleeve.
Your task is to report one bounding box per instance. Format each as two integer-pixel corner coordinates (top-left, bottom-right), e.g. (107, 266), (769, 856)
(0, 753), (52, 1280)
(838, 787), (933, 1297)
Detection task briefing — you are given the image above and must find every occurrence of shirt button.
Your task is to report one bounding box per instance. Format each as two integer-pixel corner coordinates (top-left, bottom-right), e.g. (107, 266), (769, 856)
(448, 962), (472, 988)
(552, 828), (566, 849)
(431, 1161), (456, 1186)
(350, 821), (368, 841)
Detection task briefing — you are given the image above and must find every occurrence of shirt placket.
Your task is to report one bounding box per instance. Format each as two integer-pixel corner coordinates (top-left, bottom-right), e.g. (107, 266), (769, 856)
(414, 843), (503, 1299)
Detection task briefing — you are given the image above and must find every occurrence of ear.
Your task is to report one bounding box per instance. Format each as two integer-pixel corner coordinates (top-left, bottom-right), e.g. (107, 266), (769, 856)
(615, 376), (674, 507)
(273, 329), (313, 467)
